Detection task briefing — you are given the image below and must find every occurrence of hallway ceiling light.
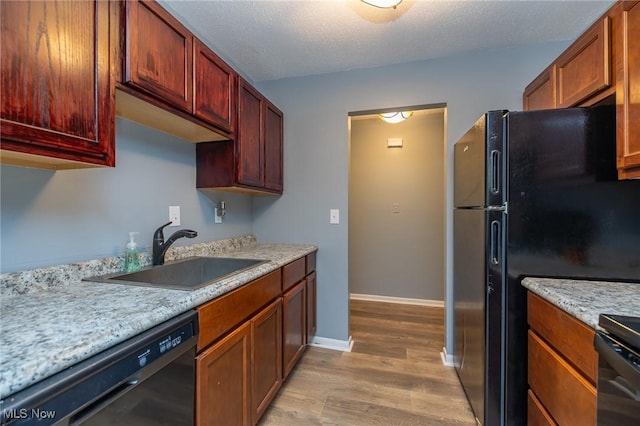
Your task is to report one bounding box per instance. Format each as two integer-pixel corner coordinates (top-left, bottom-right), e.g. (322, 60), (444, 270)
(361, 0), (403, 9)
(378, 111), (413, 124)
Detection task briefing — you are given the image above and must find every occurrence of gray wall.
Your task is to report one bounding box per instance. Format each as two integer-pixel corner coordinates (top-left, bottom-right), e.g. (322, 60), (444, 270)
(0, 41), (571, 354)
(0, 118), (254, 273)
(254, 42), (571, 350)
(349, 112), (445, 301)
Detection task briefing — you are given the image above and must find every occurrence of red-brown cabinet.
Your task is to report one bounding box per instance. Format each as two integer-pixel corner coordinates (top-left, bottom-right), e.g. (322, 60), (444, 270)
(1, 0), (115, 169)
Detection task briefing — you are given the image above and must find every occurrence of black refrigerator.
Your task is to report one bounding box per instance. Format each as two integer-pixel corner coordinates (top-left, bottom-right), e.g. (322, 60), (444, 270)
(453, 106), (640, 426)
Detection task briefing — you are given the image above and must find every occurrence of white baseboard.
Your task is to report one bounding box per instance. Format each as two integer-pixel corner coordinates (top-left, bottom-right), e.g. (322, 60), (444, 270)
(308, 335), (354, 352)
(440, 346), (455, 367)
(350, 293), (444, 307)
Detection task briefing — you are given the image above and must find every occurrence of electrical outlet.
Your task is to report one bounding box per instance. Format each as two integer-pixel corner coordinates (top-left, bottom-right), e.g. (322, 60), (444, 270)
(214, 208), (223, 224)
(169, 206), (180, 226)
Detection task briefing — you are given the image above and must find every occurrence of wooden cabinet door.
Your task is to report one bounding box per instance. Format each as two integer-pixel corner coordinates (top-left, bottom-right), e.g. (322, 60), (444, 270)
(557, 16), (611, 108)
(616, 1), (640, 179)
(528, 331), (596, 426)
(282, 280), (306, 380)
(305, 271), (317, 343)
(123, 0), (193, 113)
(523, 64), (557, 111)
(251, 299), (282, 424)
(263, 100), (283, 192)
(194, 39), (236, 134)
(0, 0), (115, 168)
(196, 321), (251, 426)
(237, 79), (264, 188)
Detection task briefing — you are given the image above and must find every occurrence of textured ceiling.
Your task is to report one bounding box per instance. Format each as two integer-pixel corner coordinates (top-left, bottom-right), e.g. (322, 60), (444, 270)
(159, 0), (615, 82)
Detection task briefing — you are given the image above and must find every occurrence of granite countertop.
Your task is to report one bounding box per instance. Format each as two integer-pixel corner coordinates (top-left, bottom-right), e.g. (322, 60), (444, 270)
(522, 277), (640, 330)
(0, 238), (317, 400)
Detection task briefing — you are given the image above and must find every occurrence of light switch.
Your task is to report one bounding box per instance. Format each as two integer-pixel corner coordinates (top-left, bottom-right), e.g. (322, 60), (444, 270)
(330, 209), (340, 224)
(392, 203), (400, 214)
(169, 206), (180, 226)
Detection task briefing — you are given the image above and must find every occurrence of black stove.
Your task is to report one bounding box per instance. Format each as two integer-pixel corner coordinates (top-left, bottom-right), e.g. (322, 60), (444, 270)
(599, 314), (640, 350)
(594, 314), (640, 425)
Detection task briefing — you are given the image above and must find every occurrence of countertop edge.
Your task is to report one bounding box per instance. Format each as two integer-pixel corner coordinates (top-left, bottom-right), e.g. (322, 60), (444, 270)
(0, 242), (318, 399)
(522, 277), (640, 331)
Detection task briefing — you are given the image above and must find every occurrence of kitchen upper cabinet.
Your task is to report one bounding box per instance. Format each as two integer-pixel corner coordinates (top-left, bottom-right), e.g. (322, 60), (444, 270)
(264, 100), (284, 192)
(1, 0), (115, 169)
(615, 1), (640, 179)
(524, 2), (640, 180)
(556, 16), (611, 108)
(121, 0), (192, 113)
(196, 78), (284, 194)
(523, 64), (557, 111)
(194, 39), (237, 135)
(237, 79), (265, 188)
(524, 16), (612, 112)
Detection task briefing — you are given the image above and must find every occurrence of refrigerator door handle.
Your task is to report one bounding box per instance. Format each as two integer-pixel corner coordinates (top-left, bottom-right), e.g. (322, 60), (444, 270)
(490, 220), (501, 265)
(490, 150), (501, 195)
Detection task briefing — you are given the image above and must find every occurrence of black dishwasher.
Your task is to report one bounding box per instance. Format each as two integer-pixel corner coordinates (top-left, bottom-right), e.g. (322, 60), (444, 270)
(594, 314), (640, 425)
(0, 310), (198, 426)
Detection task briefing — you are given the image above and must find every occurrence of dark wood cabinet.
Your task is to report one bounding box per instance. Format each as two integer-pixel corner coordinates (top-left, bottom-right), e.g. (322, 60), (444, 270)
(237, 79), (265, 188)
(251, 299), (282, 424)
(122, 0), (192, 113)
(196, 78), (284, 194)
(194, 39), (236, 134)
(264, 100), (284, 192)
(1, 0), (115, 169)
(282, 280), (306, 380)
(305, 271), (317, 343)
(615, 1), (640, 179)
(196, 321), (251, 426)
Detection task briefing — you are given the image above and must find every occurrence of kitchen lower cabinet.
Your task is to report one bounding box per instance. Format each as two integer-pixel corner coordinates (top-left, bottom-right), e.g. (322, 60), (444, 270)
(527, 292), (597, 426)
(1, 0), (115, 169)
(251, 299), (282, 424)
(282, 280), (306, 380)
(196, 321), (251, 426)
(197, 299), (283, 426)
(305, 271), (317, 343)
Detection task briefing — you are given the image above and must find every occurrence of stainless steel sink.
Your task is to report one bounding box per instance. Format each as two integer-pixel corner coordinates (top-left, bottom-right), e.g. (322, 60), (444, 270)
(85, 256), (268, 290)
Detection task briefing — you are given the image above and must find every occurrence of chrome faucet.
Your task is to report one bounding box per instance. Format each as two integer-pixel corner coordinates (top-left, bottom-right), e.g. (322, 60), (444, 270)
(152, 221), (198, 265)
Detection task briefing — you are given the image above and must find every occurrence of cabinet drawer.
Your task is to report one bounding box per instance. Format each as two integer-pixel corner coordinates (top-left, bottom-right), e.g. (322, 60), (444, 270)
(198, 269), (281, 350)
(528, 331), (596, 426)
(282, 257), (306, 291)
(527, 292), (597, 383)
(306, 251), (317, 275)
(557, 16), (611, 107)
(528, 389), (558, 426)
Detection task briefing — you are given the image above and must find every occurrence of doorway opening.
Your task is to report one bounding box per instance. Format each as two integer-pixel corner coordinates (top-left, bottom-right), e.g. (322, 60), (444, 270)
(347, 103), (447, 330)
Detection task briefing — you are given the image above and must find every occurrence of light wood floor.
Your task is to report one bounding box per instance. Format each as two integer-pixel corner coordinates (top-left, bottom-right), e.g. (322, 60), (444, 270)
(259, 300), (477, 425)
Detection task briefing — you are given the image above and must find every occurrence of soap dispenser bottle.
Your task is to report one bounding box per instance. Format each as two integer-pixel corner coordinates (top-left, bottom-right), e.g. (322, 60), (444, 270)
(124, 232), (141, 272)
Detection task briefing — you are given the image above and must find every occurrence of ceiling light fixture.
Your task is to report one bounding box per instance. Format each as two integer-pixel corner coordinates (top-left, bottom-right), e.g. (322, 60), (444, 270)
(361, 0), (403, 9)
(379, 111), (413, 124)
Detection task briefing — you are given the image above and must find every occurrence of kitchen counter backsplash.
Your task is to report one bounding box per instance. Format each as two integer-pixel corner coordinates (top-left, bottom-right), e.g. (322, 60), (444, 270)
(0, 234), (257, 297)
(522, 277), (640, 330)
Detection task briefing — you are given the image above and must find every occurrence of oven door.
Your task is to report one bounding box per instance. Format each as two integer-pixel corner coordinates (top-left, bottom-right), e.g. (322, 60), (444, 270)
(594, 332), (640, 425)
